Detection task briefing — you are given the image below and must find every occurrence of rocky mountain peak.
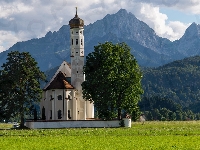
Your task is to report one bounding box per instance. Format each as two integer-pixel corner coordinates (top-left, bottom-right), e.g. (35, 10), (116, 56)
(182, 22), (200, 39)
(176, 22), (200, 56)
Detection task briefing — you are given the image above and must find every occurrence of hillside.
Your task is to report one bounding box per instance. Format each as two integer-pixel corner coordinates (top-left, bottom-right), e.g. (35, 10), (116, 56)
(142, 55), (200, 107)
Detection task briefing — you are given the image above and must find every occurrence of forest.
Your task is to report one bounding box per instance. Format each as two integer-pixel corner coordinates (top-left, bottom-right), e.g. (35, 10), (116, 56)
(141, 55), (200, 121)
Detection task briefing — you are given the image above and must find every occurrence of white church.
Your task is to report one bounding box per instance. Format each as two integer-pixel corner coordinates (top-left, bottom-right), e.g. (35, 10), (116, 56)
(40, 8), (94, 121)
(26, 8), (131, 128)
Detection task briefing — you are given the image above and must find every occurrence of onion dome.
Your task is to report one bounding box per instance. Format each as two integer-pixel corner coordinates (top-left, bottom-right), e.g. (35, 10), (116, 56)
(69, 7), (84, 29)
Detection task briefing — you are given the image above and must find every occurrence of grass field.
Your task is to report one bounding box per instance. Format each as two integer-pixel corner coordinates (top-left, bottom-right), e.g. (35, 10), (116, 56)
(0, 123), (13, 129)
(1, 121), (200, 149)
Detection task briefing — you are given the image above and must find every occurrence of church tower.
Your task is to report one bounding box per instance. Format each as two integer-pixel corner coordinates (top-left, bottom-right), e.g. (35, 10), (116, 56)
(69, 8), (94, 120)
(69, 7), (84, 87)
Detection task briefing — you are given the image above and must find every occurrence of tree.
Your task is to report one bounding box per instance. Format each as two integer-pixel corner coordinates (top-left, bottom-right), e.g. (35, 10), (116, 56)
(0, 51), (45, 127)
(82, 42), (143, 120)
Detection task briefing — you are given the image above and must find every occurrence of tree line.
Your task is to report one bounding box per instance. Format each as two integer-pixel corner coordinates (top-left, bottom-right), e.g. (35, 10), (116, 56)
(139, 96), (200, 121)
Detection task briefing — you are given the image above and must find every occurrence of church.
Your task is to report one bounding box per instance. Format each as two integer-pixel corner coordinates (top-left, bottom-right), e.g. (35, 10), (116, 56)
(40, 8), (94, 121)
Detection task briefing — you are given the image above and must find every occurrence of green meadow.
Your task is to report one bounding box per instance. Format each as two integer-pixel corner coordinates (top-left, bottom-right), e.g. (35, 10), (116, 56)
(1, 121), (200, 150)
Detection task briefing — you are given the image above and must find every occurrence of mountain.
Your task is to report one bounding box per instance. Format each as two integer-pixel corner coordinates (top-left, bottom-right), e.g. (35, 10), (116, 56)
(0, 9), (200, 71)
(142, 55), (200, 107)
(175, 23), (200, 56)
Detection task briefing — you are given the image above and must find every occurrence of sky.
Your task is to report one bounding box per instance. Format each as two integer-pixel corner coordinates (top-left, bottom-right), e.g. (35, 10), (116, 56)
(0, 0), (200, 52)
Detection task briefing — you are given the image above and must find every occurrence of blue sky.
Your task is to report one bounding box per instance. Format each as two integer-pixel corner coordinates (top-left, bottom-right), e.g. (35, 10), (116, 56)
(160, 8), (196, 24)
(0, 0), (199, 52)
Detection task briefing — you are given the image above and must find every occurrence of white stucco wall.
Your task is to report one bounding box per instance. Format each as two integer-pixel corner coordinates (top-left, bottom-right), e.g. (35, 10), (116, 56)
(26, 120), (122, 129)
(42, 89), (75, 120)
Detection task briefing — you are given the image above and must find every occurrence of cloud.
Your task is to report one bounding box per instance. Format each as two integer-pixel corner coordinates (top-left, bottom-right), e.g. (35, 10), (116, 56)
(0, 0), (196, 52)
(126, 3), (190, 41)
(134, 0), (200, 14)
(0, 30), (19, 52)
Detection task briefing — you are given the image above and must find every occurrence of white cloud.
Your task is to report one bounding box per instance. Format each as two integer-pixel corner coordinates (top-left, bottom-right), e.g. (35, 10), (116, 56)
(0, 0), (197, 52)
(0, 30), (20, 51)
(134, 0), (200, 14)
(127, 3), (189, 41)
(167, 21), (190, 41)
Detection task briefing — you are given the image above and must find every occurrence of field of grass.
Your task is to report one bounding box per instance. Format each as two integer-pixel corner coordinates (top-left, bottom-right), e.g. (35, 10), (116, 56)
(0, 123), (13, 129)
(1, 121), (200, 149)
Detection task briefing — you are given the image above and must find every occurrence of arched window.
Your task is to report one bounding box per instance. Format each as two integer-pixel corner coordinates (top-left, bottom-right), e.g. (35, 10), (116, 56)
(68, 110), (71, 119)
(76, 39), (78, 45)
(58, 110), (62, 119)
(50, 110), (52, 119)
(57, 95), (62, 100)
(42, 106), (46, 120)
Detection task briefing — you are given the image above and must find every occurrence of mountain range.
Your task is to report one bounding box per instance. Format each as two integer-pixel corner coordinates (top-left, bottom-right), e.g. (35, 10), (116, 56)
(0, 9), (200, 71)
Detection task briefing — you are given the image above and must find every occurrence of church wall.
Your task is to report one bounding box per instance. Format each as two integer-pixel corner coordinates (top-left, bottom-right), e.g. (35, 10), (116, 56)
(41, 89), (76, 121)
(54, 89), (65, 120)
(60, 63), (71, 77)
(86, 101), (94, 118)
(76, 97), (85, 120)
(67, 90), (73, 120)
(26, 120), (124, 129)
(40, 90), (52, 120)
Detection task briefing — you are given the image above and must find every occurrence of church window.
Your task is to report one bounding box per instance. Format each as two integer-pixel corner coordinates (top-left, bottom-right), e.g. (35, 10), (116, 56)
(81, 39), (83, 45)
(42, 106), (46, 120)
(76, 39), (78, 45)
(50, 95), (54, 101)
(68, 110), (71, 119)
(71, 39), (73, 45)
(58, 110), (62, 119)
(57, 95), (62, 100)
(68, 95), (71, 100)
(50, 110), (52, 119)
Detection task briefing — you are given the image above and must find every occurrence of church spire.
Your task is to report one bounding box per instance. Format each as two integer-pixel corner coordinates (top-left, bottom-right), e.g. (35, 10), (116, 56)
(69, 7), (84, 29)
(75, 7), (78, 17)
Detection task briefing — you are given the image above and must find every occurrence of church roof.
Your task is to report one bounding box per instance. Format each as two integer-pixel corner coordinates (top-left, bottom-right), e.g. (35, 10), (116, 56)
(69, 7), (84, 29)
(44, 71), (74, 90)
(63, 80), (73, 89)
(43, 61), (72, 90)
